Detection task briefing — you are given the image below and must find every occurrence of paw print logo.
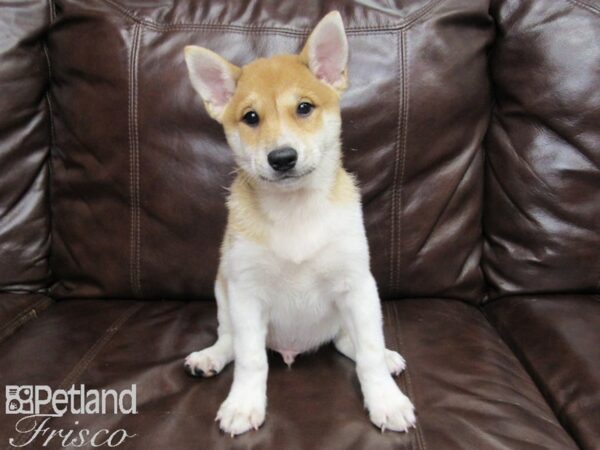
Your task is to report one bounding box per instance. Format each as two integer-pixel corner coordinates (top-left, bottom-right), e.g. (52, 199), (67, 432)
(7, 399), (20, 412)
(5, 386), (33, 414)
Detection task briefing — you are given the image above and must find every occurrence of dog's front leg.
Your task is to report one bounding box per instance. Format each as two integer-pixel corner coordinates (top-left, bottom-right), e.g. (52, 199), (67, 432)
(216, 281), (268, 436)
(336, 274), (416, 432)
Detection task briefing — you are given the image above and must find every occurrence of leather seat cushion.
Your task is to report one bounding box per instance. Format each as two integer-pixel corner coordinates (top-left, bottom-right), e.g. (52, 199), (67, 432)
(0, 298), (576, 449)
(485, 295), (600, 450)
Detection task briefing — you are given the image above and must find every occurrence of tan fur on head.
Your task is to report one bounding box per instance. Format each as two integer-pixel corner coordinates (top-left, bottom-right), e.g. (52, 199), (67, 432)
(185, 10), (356, 246)
(184, 11), (348, 124)
(220, 54), (341, 153)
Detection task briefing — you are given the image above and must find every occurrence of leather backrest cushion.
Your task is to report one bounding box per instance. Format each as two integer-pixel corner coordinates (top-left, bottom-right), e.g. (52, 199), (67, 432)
(48, 0), (492, 301)
(0, 1), (51, 292)
(484, 0), (600, 299)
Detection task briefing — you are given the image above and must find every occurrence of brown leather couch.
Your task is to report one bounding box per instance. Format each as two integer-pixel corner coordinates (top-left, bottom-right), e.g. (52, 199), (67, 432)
(1, 1), (598, 449)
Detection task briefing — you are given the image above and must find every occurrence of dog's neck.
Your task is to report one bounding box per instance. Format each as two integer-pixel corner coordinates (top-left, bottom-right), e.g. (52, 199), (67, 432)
(233, 158), (342, 262)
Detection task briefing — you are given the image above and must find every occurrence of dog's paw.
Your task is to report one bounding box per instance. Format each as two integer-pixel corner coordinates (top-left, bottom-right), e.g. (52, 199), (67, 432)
(216, 393), (266, 436)
(366, 385), (416, 433)
(385, 350), (406, 376)
(184, 349), (227, 378)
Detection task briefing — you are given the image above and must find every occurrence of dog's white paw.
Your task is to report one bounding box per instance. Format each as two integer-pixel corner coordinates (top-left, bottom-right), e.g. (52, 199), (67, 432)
(184, 348), (227, 378)
(385, 350), (406, 376)
(216, 392), (266, 436)
(366, 385), (416, 432)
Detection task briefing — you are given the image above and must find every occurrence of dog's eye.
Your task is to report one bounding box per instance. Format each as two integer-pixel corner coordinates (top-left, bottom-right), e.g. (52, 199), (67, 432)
(296, 102), (314, 116)
(242, 111), (259, 126)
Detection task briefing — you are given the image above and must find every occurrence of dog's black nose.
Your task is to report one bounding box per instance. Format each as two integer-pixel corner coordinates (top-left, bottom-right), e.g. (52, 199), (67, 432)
(268, 147), (298, 172)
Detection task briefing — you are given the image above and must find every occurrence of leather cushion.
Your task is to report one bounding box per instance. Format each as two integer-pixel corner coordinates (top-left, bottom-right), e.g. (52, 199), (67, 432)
(483, 0), (600, 298)
(47, 0), (491, 301)
(0, 298), (577, 449)
(485, 295), (600, 450)
(0, 1), (51, 291)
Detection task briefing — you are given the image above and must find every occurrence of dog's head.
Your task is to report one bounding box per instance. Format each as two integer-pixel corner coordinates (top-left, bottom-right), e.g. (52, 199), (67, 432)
(184, 12), (348, 189)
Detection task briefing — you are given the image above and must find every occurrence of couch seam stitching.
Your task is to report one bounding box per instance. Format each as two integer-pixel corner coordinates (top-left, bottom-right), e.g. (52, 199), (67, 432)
(389, 32), (401, 294)
(135, 27), (143, 297)
(100, 0), (442, 34)
(56, 303), (143, 387)
(397, 30), (409, 293)
(43, 0), (56, 297)
(0, 297), (54, 344)
(7, 303), (143, 448)
(390, 30), (409, 293)
(128, 26), (134, 296)
(44, 0), (56, 146)
(128, 24), (142, 298)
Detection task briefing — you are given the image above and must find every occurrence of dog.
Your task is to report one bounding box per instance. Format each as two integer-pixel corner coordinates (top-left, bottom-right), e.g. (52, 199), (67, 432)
(183, 11), (416, 436)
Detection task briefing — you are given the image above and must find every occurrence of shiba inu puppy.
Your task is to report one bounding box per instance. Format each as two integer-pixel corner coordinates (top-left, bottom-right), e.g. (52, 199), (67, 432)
(183, 11), (416, 436)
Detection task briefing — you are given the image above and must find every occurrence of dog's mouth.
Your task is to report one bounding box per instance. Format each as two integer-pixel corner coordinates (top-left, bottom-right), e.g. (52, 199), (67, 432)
(259, 167), (316, 183)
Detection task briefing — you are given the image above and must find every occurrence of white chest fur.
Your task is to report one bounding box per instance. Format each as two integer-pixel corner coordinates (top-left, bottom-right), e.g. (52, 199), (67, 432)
(261, 186), (343, 263)
(223, 187), (368, 356)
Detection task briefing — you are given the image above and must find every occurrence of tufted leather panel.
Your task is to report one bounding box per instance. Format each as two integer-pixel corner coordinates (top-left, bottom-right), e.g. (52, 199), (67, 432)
(0, 0), (52, 292)
(484, 0), (600, 298)
(47, 0), (492, 301)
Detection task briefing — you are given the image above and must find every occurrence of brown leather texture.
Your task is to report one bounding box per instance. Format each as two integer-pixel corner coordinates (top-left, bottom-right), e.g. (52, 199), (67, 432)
(486, 295), (600, 450)
(0, 299), (579, 450)
(47, 0), (491, 301)
(483, 0), (600, 298)
(1, 0), (599, 448)
(0, 293), (53, 343)
(0, 1), (51, 292)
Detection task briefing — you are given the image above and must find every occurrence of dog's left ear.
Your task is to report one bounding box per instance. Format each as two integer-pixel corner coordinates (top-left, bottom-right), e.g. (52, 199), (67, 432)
(300, 11), (348, 93)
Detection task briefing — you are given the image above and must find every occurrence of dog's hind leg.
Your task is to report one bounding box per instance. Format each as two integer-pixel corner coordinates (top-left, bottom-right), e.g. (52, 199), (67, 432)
(184, 271), (234, 377)
(334, 329), (406, 376)
(333, 329), (355, 360)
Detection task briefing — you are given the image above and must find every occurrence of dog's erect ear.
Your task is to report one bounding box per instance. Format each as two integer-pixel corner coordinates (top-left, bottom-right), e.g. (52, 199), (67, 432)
(300, 11), (348, 93)
(184, 46), (242, 122)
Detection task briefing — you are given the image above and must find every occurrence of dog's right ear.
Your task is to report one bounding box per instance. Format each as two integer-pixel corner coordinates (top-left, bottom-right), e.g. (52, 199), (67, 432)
(184, 46), (241, 122)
